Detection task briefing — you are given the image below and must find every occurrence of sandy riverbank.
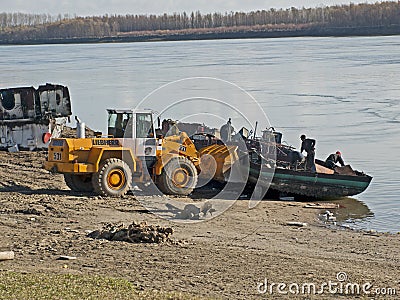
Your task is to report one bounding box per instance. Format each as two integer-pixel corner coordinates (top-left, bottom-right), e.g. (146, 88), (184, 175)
(0, 151), (398, 299)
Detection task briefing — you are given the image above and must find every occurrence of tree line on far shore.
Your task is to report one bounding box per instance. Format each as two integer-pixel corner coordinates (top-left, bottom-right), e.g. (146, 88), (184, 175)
(0, 1), (399, 42)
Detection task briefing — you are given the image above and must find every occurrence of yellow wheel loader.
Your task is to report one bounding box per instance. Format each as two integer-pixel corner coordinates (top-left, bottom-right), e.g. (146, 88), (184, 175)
(44, 109), (200, 197)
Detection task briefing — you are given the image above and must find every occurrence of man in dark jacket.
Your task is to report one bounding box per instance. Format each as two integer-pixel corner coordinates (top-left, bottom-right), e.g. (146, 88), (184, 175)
(220, 118), (234, 142)
(300, 134), (316, 172)
(325, 151), (345, 169)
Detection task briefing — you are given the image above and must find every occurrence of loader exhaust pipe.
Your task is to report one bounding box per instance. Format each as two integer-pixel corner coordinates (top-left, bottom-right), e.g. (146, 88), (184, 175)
(75, 116), (85, 138)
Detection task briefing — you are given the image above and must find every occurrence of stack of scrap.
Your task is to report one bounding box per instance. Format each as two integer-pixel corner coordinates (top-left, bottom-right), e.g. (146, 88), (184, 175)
(88, 221), (174, 244)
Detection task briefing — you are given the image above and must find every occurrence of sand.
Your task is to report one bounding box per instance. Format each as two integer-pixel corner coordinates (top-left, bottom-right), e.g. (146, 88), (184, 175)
(0, 151), (398, 299)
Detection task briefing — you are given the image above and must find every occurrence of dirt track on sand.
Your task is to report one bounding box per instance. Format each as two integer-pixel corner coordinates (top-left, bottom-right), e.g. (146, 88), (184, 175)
(0, 151), (399, 299)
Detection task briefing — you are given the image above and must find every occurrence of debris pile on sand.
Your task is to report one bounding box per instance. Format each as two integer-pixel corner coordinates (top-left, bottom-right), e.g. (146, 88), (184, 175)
(165, 202), (216, 219)
(61, 126), (98, 138)
(87, 221), (174, 244)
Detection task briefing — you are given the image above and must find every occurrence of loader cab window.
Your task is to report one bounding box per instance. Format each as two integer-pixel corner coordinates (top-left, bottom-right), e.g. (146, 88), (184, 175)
(136, 113), (154, 138)
(108, 112), (132, 138)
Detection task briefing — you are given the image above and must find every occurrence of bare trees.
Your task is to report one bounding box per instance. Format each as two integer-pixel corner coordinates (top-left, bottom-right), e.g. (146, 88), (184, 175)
(0, 1), (399, 42)
(0, 12), (72, 28)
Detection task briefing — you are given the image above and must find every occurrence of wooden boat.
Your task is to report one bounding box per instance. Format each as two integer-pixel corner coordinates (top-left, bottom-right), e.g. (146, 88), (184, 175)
(195, 127), (373, 199)
(248, 160), (372, 199)
(244, 129), (373, 199)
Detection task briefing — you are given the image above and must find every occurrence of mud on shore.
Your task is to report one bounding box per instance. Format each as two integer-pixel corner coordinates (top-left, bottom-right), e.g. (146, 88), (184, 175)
(0, 151), (399, 299)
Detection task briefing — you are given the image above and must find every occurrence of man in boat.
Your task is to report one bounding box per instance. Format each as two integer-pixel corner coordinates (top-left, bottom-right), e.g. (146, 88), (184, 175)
(325, 151), (345, 169)
(220, 118), (234, 142)
(300, 134), (316, 172)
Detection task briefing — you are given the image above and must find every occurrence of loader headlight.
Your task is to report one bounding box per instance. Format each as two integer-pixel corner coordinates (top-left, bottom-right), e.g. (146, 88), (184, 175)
(51, 139), (64, 147)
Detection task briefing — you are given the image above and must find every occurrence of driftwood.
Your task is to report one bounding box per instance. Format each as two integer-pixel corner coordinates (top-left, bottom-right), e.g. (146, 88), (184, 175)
(286, 222), (308, 227)
(0, 251), (14, 261)
(304, 203), (340, 209)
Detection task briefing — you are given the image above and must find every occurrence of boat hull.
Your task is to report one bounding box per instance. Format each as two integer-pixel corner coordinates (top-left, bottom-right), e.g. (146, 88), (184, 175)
(249, 163), (372, 199)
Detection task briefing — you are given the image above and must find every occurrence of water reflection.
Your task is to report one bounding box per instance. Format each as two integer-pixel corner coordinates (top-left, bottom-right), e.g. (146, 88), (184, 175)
(327, 197), (374, 229)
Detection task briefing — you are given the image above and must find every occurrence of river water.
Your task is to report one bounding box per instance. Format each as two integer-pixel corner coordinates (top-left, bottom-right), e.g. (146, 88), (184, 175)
(1, 36), (399, 232)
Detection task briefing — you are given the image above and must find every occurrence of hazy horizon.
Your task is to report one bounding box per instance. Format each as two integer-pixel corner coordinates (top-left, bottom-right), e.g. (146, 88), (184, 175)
(1, 0), (377, 16)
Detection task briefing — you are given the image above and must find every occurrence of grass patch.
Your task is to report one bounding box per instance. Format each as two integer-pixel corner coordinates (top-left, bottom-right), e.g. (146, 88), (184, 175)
(0, 271), (201, 300)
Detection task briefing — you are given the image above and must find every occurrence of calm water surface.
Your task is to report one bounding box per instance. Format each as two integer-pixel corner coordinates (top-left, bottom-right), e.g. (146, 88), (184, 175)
(1, 36), (399, 232)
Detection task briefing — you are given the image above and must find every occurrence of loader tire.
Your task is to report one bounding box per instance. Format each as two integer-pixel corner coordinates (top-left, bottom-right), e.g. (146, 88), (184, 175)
(157, 157), (198, 196)
(64, 174), (94, 192)
(92, 158), (132, 197)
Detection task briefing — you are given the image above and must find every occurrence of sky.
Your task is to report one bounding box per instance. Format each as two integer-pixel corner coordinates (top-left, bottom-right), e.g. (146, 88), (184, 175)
(1, 0), (374, 16)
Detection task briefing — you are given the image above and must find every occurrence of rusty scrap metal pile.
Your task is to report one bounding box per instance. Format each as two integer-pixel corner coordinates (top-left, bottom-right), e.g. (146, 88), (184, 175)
(87, 221), (174, 244)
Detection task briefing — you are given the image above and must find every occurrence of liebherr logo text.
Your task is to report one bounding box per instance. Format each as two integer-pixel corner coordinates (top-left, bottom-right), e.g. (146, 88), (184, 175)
(93, 139), (120, 146)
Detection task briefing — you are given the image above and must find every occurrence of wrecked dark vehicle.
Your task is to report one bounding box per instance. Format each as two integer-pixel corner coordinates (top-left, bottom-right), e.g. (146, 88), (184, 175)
(0, 83), (72, 150)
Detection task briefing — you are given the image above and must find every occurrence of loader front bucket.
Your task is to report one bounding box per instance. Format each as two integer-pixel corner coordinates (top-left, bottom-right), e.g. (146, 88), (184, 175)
(199, 144), (239, 182)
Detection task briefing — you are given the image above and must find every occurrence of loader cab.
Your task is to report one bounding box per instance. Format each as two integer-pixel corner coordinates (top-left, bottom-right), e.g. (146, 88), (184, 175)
(107, 109), (155, 139)
(107, 110), (132, 138)
(107, 109), (157, 167)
